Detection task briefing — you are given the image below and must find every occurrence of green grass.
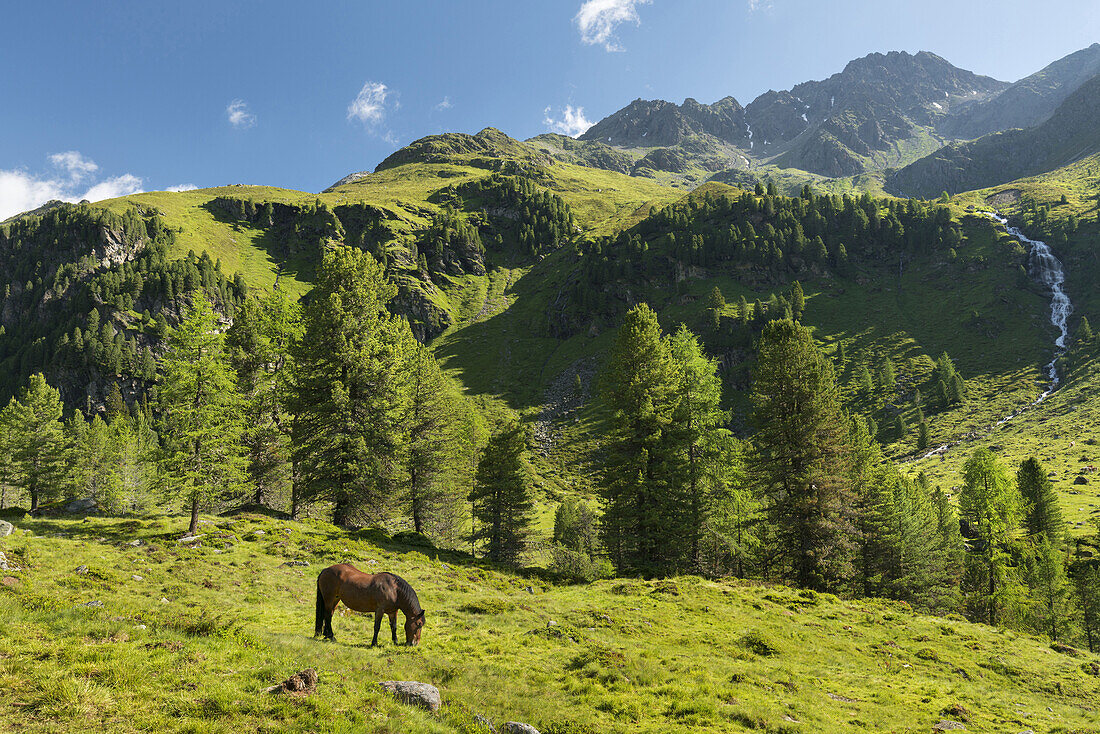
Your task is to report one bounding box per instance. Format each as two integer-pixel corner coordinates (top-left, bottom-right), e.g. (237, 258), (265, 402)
(1, 513), (1098, 733)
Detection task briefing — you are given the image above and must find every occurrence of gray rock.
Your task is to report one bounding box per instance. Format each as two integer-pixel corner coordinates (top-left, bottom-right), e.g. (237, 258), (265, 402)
(126, 539), (143, 547)
(933, 722), (966, 731)
(65, 497), (98, 514)
(75, 565), (89, 575)
(0, 551), (17, 572)
(502, 723), (541, 734)
(179, 534), (204, 544)
(83, 600), (103, 608)
(281, 560), (309, 567)
(379, 681), (441, 712)
(0, 519), (13, 537)
(475, 714), (496, 732)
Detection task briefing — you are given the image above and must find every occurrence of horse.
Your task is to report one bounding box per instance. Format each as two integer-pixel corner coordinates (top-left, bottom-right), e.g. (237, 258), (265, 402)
(314, 564), (426, 646)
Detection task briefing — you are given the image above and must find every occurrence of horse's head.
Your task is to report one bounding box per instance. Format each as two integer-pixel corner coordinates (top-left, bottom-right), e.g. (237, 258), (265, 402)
(404, 609), (425, 646)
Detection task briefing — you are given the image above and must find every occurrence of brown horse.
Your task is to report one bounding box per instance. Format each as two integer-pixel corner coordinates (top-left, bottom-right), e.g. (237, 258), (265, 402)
(314, 564), (426, 646)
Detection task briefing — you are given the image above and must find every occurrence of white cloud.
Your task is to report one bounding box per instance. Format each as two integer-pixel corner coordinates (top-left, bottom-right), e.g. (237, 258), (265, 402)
(226, 99), (257, 128)
(543, 105), (594, 138)
(347, 81), (391, 125)
(165, 184), (198, 192)
(0, 153), (144, 220)
(79, 174), (144, 203)
(434, 96), (453, 111)
(49, 151), (98, 182)
(747, 0), (773, 11)
(575, 0), (650, 51)
(0, 170), (66, 220)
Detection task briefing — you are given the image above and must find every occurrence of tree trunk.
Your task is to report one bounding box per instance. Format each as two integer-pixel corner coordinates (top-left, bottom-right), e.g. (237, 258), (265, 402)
(188, 495), (200, 535)
(30, 485), (38, 513)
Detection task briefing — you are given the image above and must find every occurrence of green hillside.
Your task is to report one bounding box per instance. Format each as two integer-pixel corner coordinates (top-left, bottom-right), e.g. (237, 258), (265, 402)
(2, 512), (1098, 734)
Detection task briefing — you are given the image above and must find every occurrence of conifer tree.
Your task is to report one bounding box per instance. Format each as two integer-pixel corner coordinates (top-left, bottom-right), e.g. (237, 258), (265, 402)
(959, 448), (1022, 625)
(669, 325), (739, 572)
(599, 305), (683, 574)
(227, 288), (301, 508)
(290, 245), (415, 525)
(68, 412), (123, 511)
(470, 420), (533, 566)
(160, 292), (249, 534)
(1028, 534), (1070, 640)
(404, 343), (467, 536)
(1075, 562), (1100, 652)
(1017, 457), (1063, 540)
(790, 280), (805, 321)
(1078, 316), (1094, 345)
(750, 319), (856, 591)
(553, 498), (598, 556)
(4, 374), (68, 512)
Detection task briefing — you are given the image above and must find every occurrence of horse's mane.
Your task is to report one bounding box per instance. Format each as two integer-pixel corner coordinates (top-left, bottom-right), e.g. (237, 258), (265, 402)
(389, 572), (422, 614)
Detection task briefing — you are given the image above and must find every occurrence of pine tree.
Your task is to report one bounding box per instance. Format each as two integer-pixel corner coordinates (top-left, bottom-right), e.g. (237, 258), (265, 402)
(750, 319), (856, 591)
(290, 245), (415, 525)
(959, 448), (1022, 625)
(1017, 457), (1063, 540)
(159, 292), (249, 534)
(1078, 316), (1094, 345)
(470, 420), (533, 566)
(835, 341), (846, 366)
(598, 304), (682, 575)
(4, 374), (68, 512)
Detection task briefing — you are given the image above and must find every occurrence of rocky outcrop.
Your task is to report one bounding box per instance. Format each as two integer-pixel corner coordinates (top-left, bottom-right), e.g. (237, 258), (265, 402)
(0, 520), (13, 537)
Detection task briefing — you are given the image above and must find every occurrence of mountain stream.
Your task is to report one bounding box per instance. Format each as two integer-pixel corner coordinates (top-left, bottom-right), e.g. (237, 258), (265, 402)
(914, 213), (1073, 461)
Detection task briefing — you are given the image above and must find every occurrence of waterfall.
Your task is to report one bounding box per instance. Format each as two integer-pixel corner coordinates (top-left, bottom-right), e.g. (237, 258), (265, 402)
(910, 213), (1075, 462)
(990, 213), (1073, 390)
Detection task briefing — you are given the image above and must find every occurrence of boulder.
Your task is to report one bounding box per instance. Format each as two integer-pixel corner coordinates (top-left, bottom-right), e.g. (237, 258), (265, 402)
(0, 519), (13, 537)
(502, 724), (541, 734)
(65, 497), (98, 514)
(0, 551), (17, 572)
(933, 722), (966, 731)
(379, 681), (441, 712)
(1074, 476), (1089, 485)
(475, 714), (496, 732)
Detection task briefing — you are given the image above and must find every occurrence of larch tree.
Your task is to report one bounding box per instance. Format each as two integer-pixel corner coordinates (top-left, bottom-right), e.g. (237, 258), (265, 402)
(159, 291), (249, 535)
(669, 324), (739, 573)
(958, 448), (1022, 626)
(750, 319), (856, 591)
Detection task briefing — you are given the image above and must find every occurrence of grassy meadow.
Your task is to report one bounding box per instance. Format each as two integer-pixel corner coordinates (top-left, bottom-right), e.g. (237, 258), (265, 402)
(2, 512), (1098, 734)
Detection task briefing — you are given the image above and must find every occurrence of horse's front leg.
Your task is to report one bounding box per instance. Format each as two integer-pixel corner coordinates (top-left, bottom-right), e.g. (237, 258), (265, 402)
(371, 611), (384, 647)
(389, 612), (398, 645)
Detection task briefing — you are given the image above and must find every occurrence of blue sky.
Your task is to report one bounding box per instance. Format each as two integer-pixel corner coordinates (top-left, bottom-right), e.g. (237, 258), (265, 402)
(1, 0), (1097, 218)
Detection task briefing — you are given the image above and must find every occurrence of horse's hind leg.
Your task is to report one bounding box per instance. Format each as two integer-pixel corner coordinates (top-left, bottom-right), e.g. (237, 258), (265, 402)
(389, 612), (397, 645)
(323, 592), (338, 641)
(371, 611), (384, 647)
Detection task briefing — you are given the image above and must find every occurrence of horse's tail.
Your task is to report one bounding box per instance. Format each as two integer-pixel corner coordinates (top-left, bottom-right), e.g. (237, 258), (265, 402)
(314, 584), (325, 637)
